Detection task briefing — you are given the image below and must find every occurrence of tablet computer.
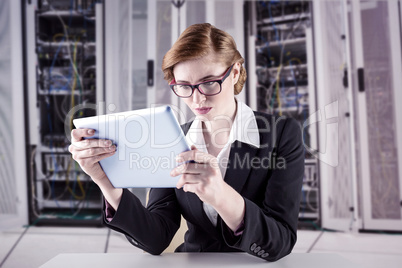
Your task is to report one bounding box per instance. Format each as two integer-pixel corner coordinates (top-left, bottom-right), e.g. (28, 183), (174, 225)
(73, 106), (190, 188)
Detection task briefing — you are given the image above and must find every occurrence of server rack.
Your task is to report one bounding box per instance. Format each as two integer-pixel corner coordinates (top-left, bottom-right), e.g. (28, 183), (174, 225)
(348, 0), (402, 231)
(25, 0), (103, 226)
(247, 1), (320, 227)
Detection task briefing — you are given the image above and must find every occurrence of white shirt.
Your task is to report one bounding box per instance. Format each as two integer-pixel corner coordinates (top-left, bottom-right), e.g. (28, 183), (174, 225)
(185, 100), (260, 226)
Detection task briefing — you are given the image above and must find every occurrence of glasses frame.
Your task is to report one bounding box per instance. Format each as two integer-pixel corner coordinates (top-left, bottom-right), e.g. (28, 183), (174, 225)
(169, 64), (234, 98)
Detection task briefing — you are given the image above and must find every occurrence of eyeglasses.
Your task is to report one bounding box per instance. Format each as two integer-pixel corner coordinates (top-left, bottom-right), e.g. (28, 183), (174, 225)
(170, 64), (234, 98)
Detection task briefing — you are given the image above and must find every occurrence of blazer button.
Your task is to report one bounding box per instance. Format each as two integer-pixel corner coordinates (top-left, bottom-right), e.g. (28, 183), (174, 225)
(254, 246), (261, 253)
(257, 250), (265, 256)
(250, 243), (257, 251)
(261, 253), (269, 258)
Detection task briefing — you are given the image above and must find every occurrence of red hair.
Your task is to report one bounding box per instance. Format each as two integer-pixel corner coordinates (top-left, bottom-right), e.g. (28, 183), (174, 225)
(162, 23), (247, 95)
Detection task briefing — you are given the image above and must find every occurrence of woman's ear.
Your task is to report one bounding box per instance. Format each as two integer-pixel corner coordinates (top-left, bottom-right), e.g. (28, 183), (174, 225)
(232, 62), (241, 85)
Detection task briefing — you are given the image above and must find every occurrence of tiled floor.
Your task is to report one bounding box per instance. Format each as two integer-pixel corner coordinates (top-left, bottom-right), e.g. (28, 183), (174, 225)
(0, 227), (401, 268)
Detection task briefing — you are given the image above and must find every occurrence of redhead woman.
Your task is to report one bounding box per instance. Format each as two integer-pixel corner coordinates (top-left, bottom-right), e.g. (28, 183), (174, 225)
(69, 23), (304, 261)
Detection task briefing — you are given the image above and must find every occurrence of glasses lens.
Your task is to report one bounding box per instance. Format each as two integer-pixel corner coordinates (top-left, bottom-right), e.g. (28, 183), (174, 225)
(173, 85), (193, 97)
(199, 81), (221, 95)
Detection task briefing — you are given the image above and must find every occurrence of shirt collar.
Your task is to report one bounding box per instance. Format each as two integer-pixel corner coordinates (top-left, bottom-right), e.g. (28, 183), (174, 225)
(185, 99), (260, 149)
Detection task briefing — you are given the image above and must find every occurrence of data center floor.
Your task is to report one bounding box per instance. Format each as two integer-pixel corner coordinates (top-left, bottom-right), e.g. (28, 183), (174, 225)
(0, 227), (401, 268)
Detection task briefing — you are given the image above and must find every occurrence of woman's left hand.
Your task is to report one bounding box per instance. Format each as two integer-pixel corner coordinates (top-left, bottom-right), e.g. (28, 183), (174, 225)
(172, 145), (245, 231)
(171, 145), (226, 206)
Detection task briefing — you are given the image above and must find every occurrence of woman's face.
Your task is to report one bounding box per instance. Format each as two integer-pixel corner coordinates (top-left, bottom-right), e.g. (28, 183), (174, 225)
(172, 52), (240, 122)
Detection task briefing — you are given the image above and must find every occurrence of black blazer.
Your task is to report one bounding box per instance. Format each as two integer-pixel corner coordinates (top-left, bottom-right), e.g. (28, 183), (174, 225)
(103, 111), (304, 262)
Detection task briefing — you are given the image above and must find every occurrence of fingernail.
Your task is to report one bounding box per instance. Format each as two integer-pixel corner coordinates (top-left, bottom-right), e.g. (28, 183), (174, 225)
(88, 129), (95, 135)
(105, 140), (112, 146)
(109, 145), (116, 151)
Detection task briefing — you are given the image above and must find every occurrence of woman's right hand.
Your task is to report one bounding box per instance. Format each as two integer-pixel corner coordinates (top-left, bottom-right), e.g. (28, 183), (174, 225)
(68, 128), (117, 185)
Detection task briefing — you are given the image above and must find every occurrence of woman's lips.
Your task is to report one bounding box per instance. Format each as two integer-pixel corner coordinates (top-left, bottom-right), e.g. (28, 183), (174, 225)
(194, 107), (212, 114)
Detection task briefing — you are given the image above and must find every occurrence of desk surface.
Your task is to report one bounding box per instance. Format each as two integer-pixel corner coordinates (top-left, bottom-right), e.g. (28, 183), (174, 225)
(40, 252), (359, 268)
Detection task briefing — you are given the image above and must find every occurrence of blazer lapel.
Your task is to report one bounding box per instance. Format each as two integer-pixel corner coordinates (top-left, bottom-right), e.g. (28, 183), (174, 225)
(224, 140), (259, 194)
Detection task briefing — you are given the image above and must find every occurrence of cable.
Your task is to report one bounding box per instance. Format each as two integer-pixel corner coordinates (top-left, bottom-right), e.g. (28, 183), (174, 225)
(268, 1), (281, 49)
(305, 187), (318, 213)
(43, 95), (60, 207)
(47, 41), (66, 94)
(53, 94), (69, 122)
(43, 3), (75, 208)
(70, 39), (79, 130)
(65, 158), (86, 200)
(257, 35), (273, 67)
(53, 32), (70, 42)
(70, 173), (78, 212)
(275, 65), (282, 115)
(83, 66), (96, 78)
(47, 70), (72, 91)
(263, 1), (287, 114)
(30, 148), (54, 202)
(77, 0), (97, 22)
(266, 64), (282, 113)
(52, 7), (84, 96)
(286, 57), (301, 114)
(263, 0), (308, 115)
(30, 147), (41, 218)
(61, 93), (72, 115)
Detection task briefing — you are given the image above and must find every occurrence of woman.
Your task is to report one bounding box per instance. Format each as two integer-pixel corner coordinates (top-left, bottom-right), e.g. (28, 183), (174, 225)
(69, 23), (304, 261)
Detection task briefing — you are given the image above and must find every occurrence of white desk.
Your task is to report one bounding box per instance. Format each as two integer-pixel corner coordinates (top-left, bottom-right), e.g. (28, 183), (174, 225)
(40, 252), (360, 268)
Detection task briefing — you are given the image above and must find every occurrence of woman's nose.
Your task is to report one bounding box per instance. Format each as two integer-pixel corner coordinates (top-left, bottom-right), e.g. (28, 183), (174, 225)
(192, 88), (205, 104)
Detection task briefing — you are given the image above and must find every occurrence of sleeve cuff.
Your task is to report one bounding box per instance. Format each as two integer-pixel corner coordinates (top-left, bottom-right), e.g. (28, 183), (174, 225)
(233, 219), (245, 236)
(104, 198), (116, 222)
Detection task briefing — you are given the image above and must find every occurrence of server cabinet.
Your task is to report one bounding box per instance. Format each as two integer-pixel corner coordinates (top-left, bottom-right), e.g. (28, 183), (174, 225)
(312, 0), (356, 231)
(348, 0), (402, 231)
(246, 1), (321, 226)
(297, 0), (402, 232)
(25, 0), (104, 226)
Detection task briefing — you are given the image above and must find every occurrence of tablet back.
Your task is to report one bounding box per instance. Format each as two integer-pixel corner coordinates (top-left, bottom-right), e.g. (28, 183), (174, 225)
(73, 106), (189, 188)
